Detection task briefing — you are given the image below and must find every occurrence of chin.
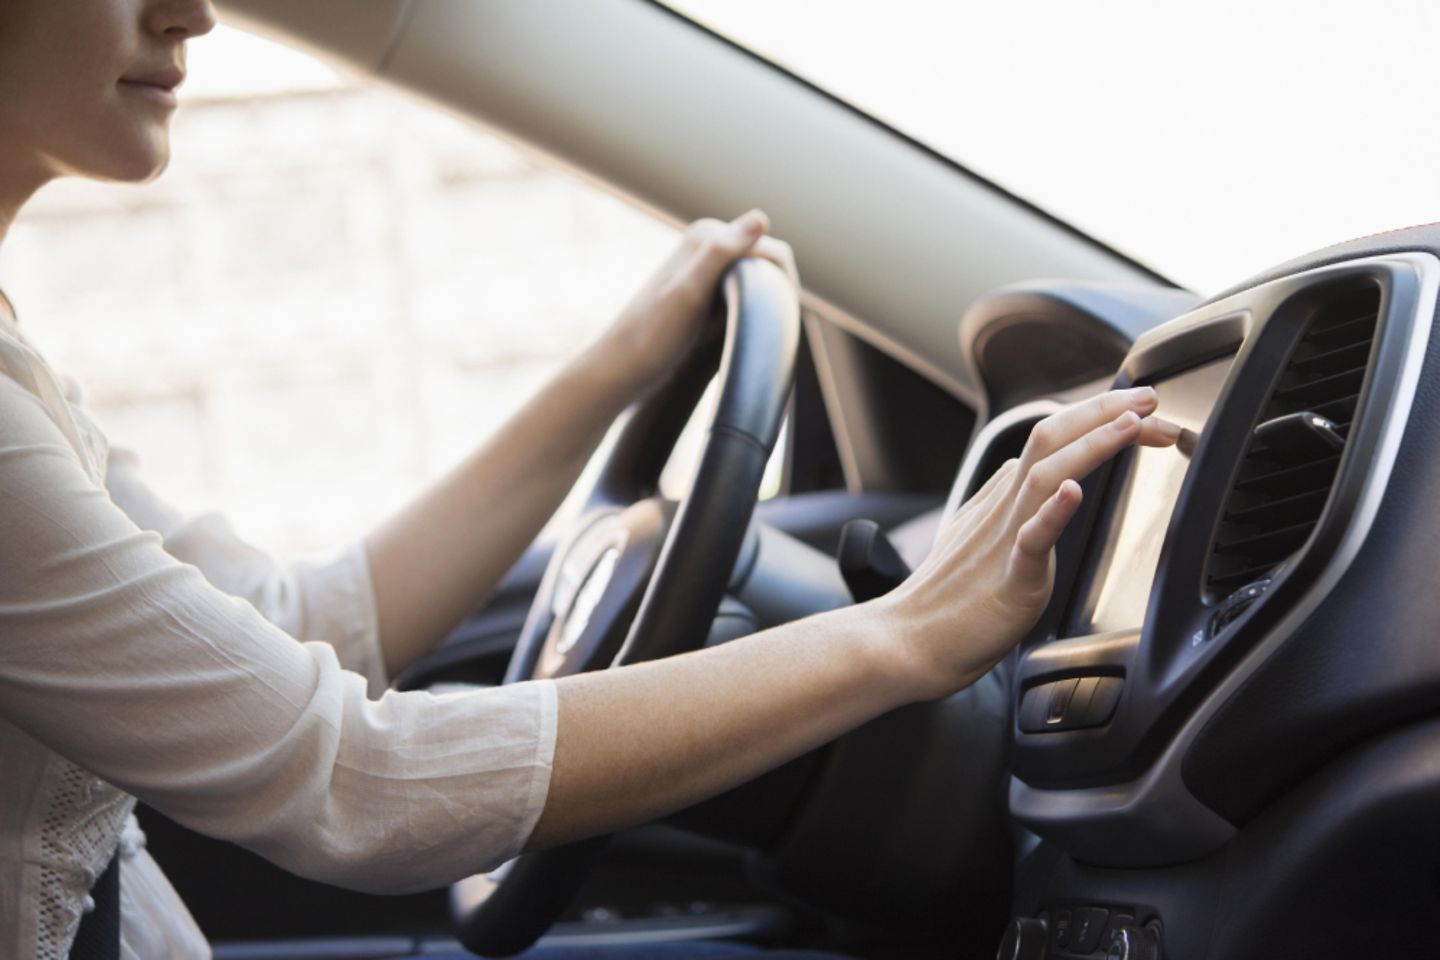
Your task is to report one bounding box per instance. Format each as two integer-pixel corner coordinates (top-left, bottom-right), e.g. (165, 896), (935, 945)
(104, 139), (171, 184)
(67, 123), (172, 184)
(128, 152), (171, 184)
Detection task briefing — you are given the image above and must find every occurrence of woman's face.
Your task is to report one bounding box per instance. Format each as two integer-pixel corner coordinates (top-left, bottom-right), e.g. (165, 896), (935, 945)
(0, 0), (216, 186)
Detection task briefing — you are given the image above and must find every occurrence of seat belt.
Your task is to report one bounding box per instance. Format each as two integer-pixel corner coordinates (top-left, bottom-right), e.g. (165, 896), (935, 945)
(68, 852), (120, 960)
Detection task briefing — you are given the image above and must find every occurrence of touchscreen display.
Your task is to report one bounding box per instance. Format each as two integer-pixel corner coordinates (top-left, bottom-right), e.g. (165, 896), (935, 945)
(1074, 357), (1233, 635)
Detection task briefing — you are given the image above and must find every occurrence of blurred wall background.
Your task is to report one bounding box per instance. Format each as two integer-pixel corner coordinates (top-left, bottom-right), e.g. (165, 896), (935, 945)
(0, 27), (677, 562)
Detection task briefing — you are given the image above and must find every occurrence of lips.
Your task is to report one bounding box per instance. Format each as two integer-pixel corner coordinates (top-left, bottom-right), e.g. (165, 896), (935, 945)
(121, 66), (185, 92)
(118, 66), (185, 106)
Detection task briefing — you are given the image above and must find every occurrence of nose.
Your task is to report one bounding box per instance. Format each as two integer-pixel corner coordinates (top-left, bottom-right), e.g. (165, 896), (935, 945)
(144, 0), (218, 40)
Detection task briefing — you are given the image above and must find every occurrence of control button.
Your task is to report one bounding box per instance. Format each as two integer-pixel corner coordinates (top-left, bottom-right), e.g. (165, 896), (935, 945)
(1020, 678), (1124, 732)
(1045, 678), (1081, 727)
(1018, 685), (1050, 732)
(994, 916), (1048, 960)
(1105, 913), (1136, 950)
(1071, 907), (1110, 954)
(1108, 921), (1163, 960)
(1210, 577), (1273, 637)
(1052, 907), (1073, 948)
(1085, 678), (1124, 726)
(1139, 920), (1164, 958)
(1070, 676), (1101, 723)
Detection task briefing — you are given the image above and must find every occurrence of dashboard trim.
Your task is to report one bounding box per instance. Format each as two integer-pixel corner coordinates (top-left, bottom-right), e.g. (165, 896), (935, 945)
(941, 399), (1065, 525)
(1009, 251), (1440, 866)
(1119, 309), (1250, 385)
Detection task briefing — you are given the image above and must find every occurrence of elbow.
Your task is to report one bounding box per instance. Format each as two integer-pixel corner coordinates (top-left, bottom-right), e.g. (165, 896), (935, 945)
(238, 797), (520, 896)
(247, 824), (460, 895)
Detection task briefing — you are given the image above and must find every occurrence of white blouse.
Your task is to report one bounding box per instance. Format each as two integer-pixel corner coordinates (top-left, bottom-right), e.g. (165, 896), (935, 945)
(0, 314), (558, 959)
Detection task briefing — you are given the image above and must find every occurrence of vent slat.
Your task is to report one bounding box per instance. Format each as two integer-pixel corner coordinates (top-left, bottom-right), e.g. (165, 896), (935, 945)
(1212, 519), (1317, 556)
(1235, 454), (1342, 493)
(1224, 488), (1332, 525)
(1311, 394), (1361, 426)
(1287, 341), (1373, 377)
(1209, 562), (1294, 594)
(1204, 289), (1380, 600)
(1272, 367), (1366, 406)
(1305, 313), (1377, 347)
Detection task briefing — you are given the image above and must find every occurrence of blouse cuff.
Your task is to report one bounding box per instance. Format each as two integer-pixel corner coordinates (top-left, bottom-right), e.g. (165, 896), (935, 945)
(508, 678), (558, 861)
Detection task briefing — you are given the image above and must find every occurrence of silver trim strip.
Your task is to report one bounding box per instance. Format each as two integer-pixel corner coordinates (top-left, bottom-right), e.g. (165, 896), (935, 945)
(1010, 251), (1440, 866)
(802, 314), (865, 494)
(942, 399), (1065, 525)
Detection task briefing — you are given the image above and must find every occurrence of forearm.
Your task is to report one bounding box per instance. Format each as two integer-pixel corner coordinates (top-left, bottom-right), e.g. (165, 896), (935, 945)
(526, 601), (913, 849)
(365, 340), (643, 677)
(526, 388), (1181, 849)
(364, 214), (792, 678)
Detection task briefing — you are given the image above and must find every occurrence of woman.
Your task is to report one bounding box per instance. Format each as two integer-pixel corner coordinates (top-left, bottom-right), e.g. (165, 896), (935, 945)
(0, 1), (1180, 958)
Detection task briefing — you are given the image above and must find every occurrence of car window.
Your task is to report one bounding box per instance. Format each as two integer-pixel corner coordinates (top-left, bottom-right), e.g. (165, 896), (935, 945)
(0, 25), (681, 562)
(664, 0), (1440, 294)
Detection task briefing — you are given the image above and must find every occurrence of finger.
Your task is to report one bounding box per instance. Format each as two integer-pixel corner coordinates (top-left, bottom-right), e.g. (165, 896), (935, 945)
(693, 209), (768, 265)
(1014, 410), (1143, 520)
(670, 212), (769, 299)
(731, 208), (769, 239)
(1009, 479), (1084, 586)
(751, 235), (799, 287)
(1176, 427), (1200, 459)
(1022, 388), (1158, 466)
(1137, 415), (1183, 448)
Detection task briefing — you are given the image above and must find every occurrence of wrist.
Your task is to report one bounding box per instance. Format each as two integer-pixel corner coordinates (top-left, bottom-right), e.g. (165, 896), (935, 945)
(837, 595), (938, 707)
(564, 333), (655, 414)
(858, 588), (988, 703)
(580, 323), (669, 404)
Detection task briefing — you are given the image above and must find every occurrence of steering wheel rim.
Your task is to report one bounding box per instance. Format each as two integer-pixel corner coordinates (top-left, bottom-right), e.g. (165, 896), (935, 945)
(452, 257), (801, 956)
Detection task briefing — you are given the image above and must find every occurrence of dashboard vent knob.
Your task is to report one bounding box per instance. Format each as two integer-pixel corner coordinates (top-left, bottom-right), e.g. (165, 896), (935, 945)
(1205, 285), (1380, 599)
(1251, 410), (1345, 458)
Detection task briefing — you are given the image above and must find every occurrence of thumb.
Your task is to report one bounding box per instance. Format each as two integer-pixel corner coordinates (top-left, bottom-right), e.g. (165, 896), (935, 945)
(723, 209), (768, 253)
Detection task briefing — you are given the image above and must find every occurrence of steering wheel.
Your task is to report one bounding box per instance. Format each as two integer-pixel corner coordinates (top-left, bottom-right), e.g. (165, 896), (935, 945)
(450, 257), (801, 957)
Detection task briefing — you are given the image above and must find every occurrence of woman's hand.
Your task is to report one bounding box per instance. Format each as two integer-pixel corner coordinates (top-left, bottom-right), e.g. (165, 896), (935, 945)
(532, 389), (1179, 847)
(595, 209), (797, 395)
(873, 388), (1182, 700)
(367, 210), (791, 672)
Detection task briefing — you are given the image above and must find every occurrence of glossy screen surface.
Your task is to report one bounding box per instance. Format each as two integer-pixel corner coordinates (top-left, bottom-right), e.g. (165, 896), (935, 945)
(1076, 357), (1233, 635)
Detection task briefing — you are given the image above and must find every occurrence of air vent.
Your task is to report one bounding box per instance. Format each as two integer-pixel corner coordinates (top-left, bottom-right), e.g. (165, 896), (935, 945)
(1205, 284), (1381, 598)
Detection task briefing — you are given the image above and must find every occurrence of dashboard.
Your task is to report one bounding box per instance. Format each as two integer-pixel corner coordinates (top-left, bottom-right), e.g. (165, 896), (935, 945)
(949, 234), (1440, 960)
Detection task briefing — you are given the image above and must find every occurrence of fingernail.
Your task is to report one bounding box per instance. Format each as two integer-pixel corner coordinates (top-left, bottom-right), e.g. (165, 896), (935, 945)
(738, 210), (765, 237)
(1113, 410), (1140, 431)
(1129, 386), (1158, 403)
(1152, 417), (1182, 440)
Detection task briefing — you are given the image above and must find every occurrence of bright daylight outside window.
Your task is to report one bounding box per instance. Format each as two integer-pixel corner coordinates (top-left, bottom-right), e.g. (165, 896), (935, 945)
(666, 0), (1440, 295)
(0, 25), (690, 563)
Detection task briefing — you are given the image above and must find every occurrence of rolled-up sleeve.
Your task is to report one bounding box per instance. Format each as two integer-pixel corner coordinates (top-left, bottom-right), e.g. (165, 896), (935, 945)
(0, 377), (557, 892)
(105, 450), (388, 697)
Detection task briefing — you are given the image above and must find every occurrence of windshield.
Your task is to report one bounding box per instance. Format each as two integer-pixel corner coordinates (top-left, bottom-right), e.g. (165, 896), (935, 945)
(666, 0), (1440, 294)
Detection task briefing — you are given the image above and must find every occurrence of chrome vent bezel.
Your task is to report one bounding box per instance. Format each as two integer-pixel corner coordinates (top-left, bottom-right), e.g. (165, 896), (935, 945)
(1204, 283), (1382, 599)
(1009, 252), (1438, 868)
